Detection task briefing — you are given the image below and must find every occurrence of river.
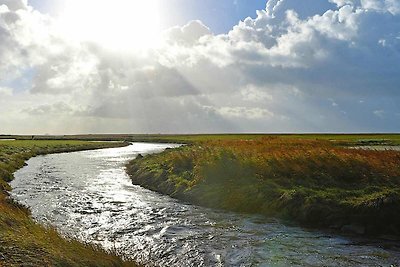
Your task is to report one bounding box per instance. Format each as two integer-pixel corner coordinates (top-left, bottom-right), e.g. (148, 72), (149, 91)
(10, 143), (400, 266)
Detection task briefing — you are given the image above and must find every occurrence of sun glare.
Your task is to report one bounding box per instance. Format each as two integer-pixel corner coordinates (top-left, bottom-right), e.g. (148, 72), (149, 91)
(58, 0), (162, 50)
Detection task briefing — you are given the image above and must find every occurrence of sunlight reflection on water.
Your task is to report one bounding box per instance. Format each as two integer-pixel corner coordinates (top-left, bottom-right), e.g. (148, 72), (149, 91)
(11, 143), (400, 266)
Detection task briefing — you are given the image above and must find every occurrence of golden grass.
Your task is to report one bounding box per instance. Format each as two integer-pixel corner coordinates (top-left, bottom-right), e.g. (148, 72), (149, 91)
(127, 137), (400, 236)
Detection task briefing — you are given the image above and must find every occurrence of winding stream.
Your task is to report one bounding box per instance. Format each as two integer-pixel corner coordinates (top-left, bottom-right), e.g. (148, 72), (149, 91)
(11, 143), (400, 266)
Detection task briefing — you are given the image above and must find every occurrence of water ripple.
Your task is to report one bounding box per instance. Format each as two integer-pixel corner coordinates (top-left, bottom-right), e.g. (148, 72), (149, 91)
(10, 143), (400, 266)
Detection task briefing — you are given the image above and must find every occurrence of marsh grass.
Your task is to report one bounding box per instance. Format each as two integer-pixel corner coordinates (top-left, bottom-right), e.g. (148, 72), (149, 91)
(127, 137), (400, 237)
(0, 140), (138, 266)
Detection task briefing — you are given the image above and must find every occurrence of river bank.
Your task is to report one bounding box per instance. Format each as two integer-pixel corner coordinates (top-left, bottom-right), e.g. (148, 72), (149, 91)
(11, 142), (400, 266)
(0, 140), (137, 266)
(126, 137), (400, 238)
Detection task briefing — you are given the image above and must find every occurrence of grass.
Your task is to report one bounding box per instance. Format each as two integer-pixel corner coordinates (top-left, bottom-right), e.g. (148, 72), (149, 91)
(127, 137), (400, 237)
(0, 140), (138, 266)
(3, 133), (400, 145)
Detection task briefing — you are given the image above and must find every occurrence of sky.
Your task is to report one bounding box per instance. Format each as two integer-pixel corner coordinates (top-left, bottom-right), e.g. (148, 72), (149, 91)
(0, 0), (399, 134)
(28, 0), (268, 34)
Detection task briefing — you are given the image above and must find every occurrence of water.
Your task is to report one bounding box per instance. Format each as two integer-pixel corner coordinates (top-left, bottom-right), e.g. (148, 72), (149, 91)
(10, 143), (400, 266)
(353, 146), (400, 151)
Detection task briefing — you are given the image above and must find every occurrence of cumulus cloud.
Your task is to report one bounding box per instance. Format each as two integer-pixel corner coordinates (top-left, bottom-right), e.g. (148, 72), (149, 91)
(164, 20), (211, 45)
(0, 0), (399, 134)
(330, 0), (400, 15)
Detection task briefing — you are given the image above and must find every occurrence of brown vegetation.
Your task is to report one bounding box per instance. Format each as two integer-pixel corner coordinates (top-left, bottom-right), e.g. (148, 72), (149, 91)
(127, 137), (400, 237)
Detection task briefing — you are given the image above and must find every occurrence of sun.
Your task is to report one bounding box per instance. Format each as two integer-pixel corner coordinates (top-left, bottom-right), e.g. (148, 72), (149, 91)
(58, 0), (162, 50)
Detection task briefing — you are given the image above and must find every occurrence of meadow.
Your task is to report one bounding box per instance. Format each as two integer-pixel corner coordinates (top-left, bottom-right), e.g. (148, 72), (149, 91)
(3, 133), (400, 145)
(0, 140), (137, 266)
(127, 136), (400, 237)
(1, 134), (400, 266)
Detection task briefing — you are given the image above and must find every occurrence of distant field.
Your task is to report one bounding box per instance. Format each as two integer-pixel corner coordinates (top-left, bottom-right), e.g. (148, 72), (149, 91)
(2, 133), (400, 145)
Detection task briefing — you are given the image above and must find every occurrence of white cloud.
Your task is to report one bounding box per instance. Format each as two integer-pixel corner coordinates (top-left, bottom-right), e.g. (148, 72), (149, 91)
(0, 0), (399, 134)
(0, 1), (59, 81)
(240, 85), (273, 102)
(215, 106), (274, 120)
(163, 20), (212, 45)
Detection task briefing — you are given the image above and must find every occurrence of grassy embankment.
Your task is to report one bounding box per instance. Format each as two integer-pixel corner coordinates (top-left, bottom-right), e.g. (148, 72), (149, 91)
(127, 136), (400, 237)
(0, 140), (137, 266)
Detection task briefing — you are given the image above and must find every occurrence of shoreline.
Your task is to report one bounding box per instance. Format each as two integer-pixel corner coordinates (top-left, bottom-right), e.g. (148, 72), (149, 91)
(0, 140), (137, 266)
(126, 138), (400, 240)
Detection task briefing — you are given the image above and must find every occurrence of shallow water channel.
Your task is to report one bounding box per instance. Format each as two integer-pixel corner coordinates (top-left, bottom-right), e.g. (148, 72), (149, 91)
(11, 143), (400, 266)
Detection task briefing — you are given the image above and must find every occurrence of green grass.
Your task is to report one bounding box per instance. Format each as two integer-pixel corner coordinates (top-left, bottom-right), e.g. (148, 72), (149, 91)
(3, 134), (398, 264)
(3, 133), (400, 145)
(0, 140), (138, 266)
(127, 137), (400, 237)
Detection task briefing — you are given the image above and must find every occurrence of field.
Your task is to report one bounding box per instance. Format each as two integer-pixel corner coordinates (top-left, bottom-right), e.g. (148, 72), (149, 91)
(1, 134), (400, 265)
(2, 133), (400, 145)
(0, 140), (137, 266)
(127, 136), (400, 237)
